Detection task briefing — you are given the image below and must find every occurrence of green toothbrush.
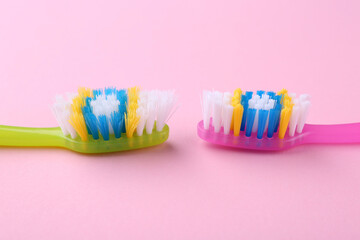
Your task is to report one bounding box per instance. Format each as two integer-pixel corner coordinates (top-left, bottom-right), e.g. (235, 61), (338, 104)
(0, 86), (175, 153)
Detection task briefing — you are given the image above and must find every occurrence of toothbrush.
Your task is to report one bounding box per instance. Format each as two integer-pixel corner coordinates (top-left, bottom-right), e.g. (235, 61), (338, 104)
(198, 89), (360, 151)
(0, 87), (176, 153)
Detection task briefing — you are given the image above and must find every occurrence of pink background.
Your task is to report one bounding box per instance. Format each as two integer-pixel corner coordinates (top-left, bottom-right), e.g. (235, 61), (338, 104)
(1, 0), (360, 239)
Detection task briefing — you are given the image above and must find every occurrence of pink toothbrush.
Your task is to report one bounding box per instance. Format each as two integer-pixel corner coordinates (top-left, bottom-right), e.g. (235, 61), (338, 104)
(198, 89), (360, 151)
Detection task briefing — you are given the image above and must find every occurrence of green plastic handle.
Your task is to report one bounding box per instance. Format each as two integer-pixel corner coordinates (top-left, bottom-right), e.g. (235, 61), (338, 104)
(0, 124), (169, 153)
(0, 125), (64, 147)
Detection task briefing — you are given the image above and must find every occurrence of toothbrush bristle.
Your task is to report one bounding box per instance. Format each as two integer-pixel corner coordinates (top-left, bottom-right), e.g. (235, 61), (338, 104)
(156, 90), (177, 132)
(51, 87), (176, 141)
(125, 87), (141, 138)
(201, 89), (311, 139)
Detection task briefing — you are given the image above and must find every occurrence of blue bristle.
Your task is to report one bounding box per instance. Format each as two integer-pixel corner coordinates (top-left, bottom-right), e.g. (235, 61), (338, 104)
(274, 95), (282, 103)
(84, 112), (100, 140)
(245, 108), (257, 137)
(267, 108), (277, 138)
(256, 90), (265, 97)
(116, 90), (128, 104)
(118, 102), (127, 114)
(81, 106), (93, 135)
(85, 97), (92, 108)
(240, 91), (254, 132)
(267, 91), (275, 99)
(93, 89), (103, 99)
(80, 88), (130, 140)
(257, 109), (269, 139)
(273, 95), (283, 132)
(120, 114), (126, 133)
(240, 95), (249, 131)
(97, 115), (110, 141)
(116, 89), (128, 133)
(110, 111), (124, 138)
(275, 105), (282, 133)
(245, 91), (253, 99)
(267, 103), (282, 137)
(105, 87), (117, 96)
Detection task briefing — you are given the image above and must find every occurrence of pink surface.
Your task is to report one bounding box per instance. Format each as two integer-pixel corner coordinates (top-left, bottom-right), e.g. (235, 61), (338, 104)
(1, 0), (360, 239)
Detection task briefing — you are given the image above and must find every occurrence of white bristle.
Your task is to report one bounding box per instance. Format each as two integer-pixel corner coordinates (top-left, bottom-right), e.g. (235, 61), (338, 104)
(90, 94), (120, 134)
(289, 105), (300, 137)
(247, 93), (275, 133)
(52, 95), (69, 136)
(212, 91), (223, 133)
(266, 99), (275, 109)
(136, 107), (147, 136)
(300, 94), (311, 102)
(262, 94), (270, 103)
(264, 99), (274, 132)
(253, 95), (260, 102)
(202, 90), (213, 130)
(136, 91), (149, 136)
(289, 93), (296, 99)
(146, 95), (157, 134)
(251, 95), (263, 133)
(51, 94), (77, 139)
(221, 92), (232, 127)
(252, 105), (259, 133)
(296, 100), (311, 133)
(66, 92), (77, 101)
(222, 104), (234, 135)
(156, 90), (176, 132)
(286, 94), (311, 135)
(248, 98), (256, 109)
(223, 92), (232, 103)
(248, 97), (257, 132)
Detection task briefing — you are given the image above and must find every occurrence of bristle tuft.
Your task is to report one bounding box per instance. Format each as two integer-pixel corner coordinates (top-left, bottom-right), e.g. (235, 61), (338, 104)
(97, 115), (110, 140)
(110, 111), (123, 138)
(202, 90), (213, 130)
(156, 90), (177, 132)
(69, 112), (88, 141)
(125, 87), (140, 138)
(51, 94), (78, 139)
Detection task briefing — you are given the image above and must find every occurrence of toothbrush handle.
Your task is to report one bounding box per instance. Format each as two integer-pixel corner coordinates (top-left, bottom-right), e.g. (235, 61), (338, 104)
(304, 123), (360, 144)
(0, 125), (64, 147)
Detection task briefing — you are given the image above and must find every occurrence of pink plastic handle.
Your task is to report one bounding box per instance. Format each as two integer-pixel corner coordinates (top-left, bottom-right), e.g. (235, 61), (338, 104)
(304, 123), (360, 144)
(197, 120), (360, 151)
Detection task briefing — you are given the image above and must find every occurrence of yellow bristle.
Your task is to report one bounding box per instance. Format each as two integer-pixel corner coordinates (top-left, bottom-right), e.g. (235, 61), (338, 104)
(283, 94), (292, 103)
(69, 112), (88, 141)
(78, 87), (93, 99)
(125, 87), (140, 138)
(278, 97), (294, 139)
(68, 87), (92, 141)
(277, 89), (288, 96)
(233, 104), (244, 136)
(230, 89), (242, 129)
(277, 89), (288, 104)
(71, 96), (83, 114)
(230, 89), (243, 136)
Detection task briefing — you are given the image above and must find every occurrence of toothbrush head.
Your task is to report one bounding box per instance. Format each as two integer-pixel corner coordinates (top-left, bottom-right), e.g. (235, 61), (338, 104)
(50, 87), (176, 153)
(199, 89), (311, 151)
